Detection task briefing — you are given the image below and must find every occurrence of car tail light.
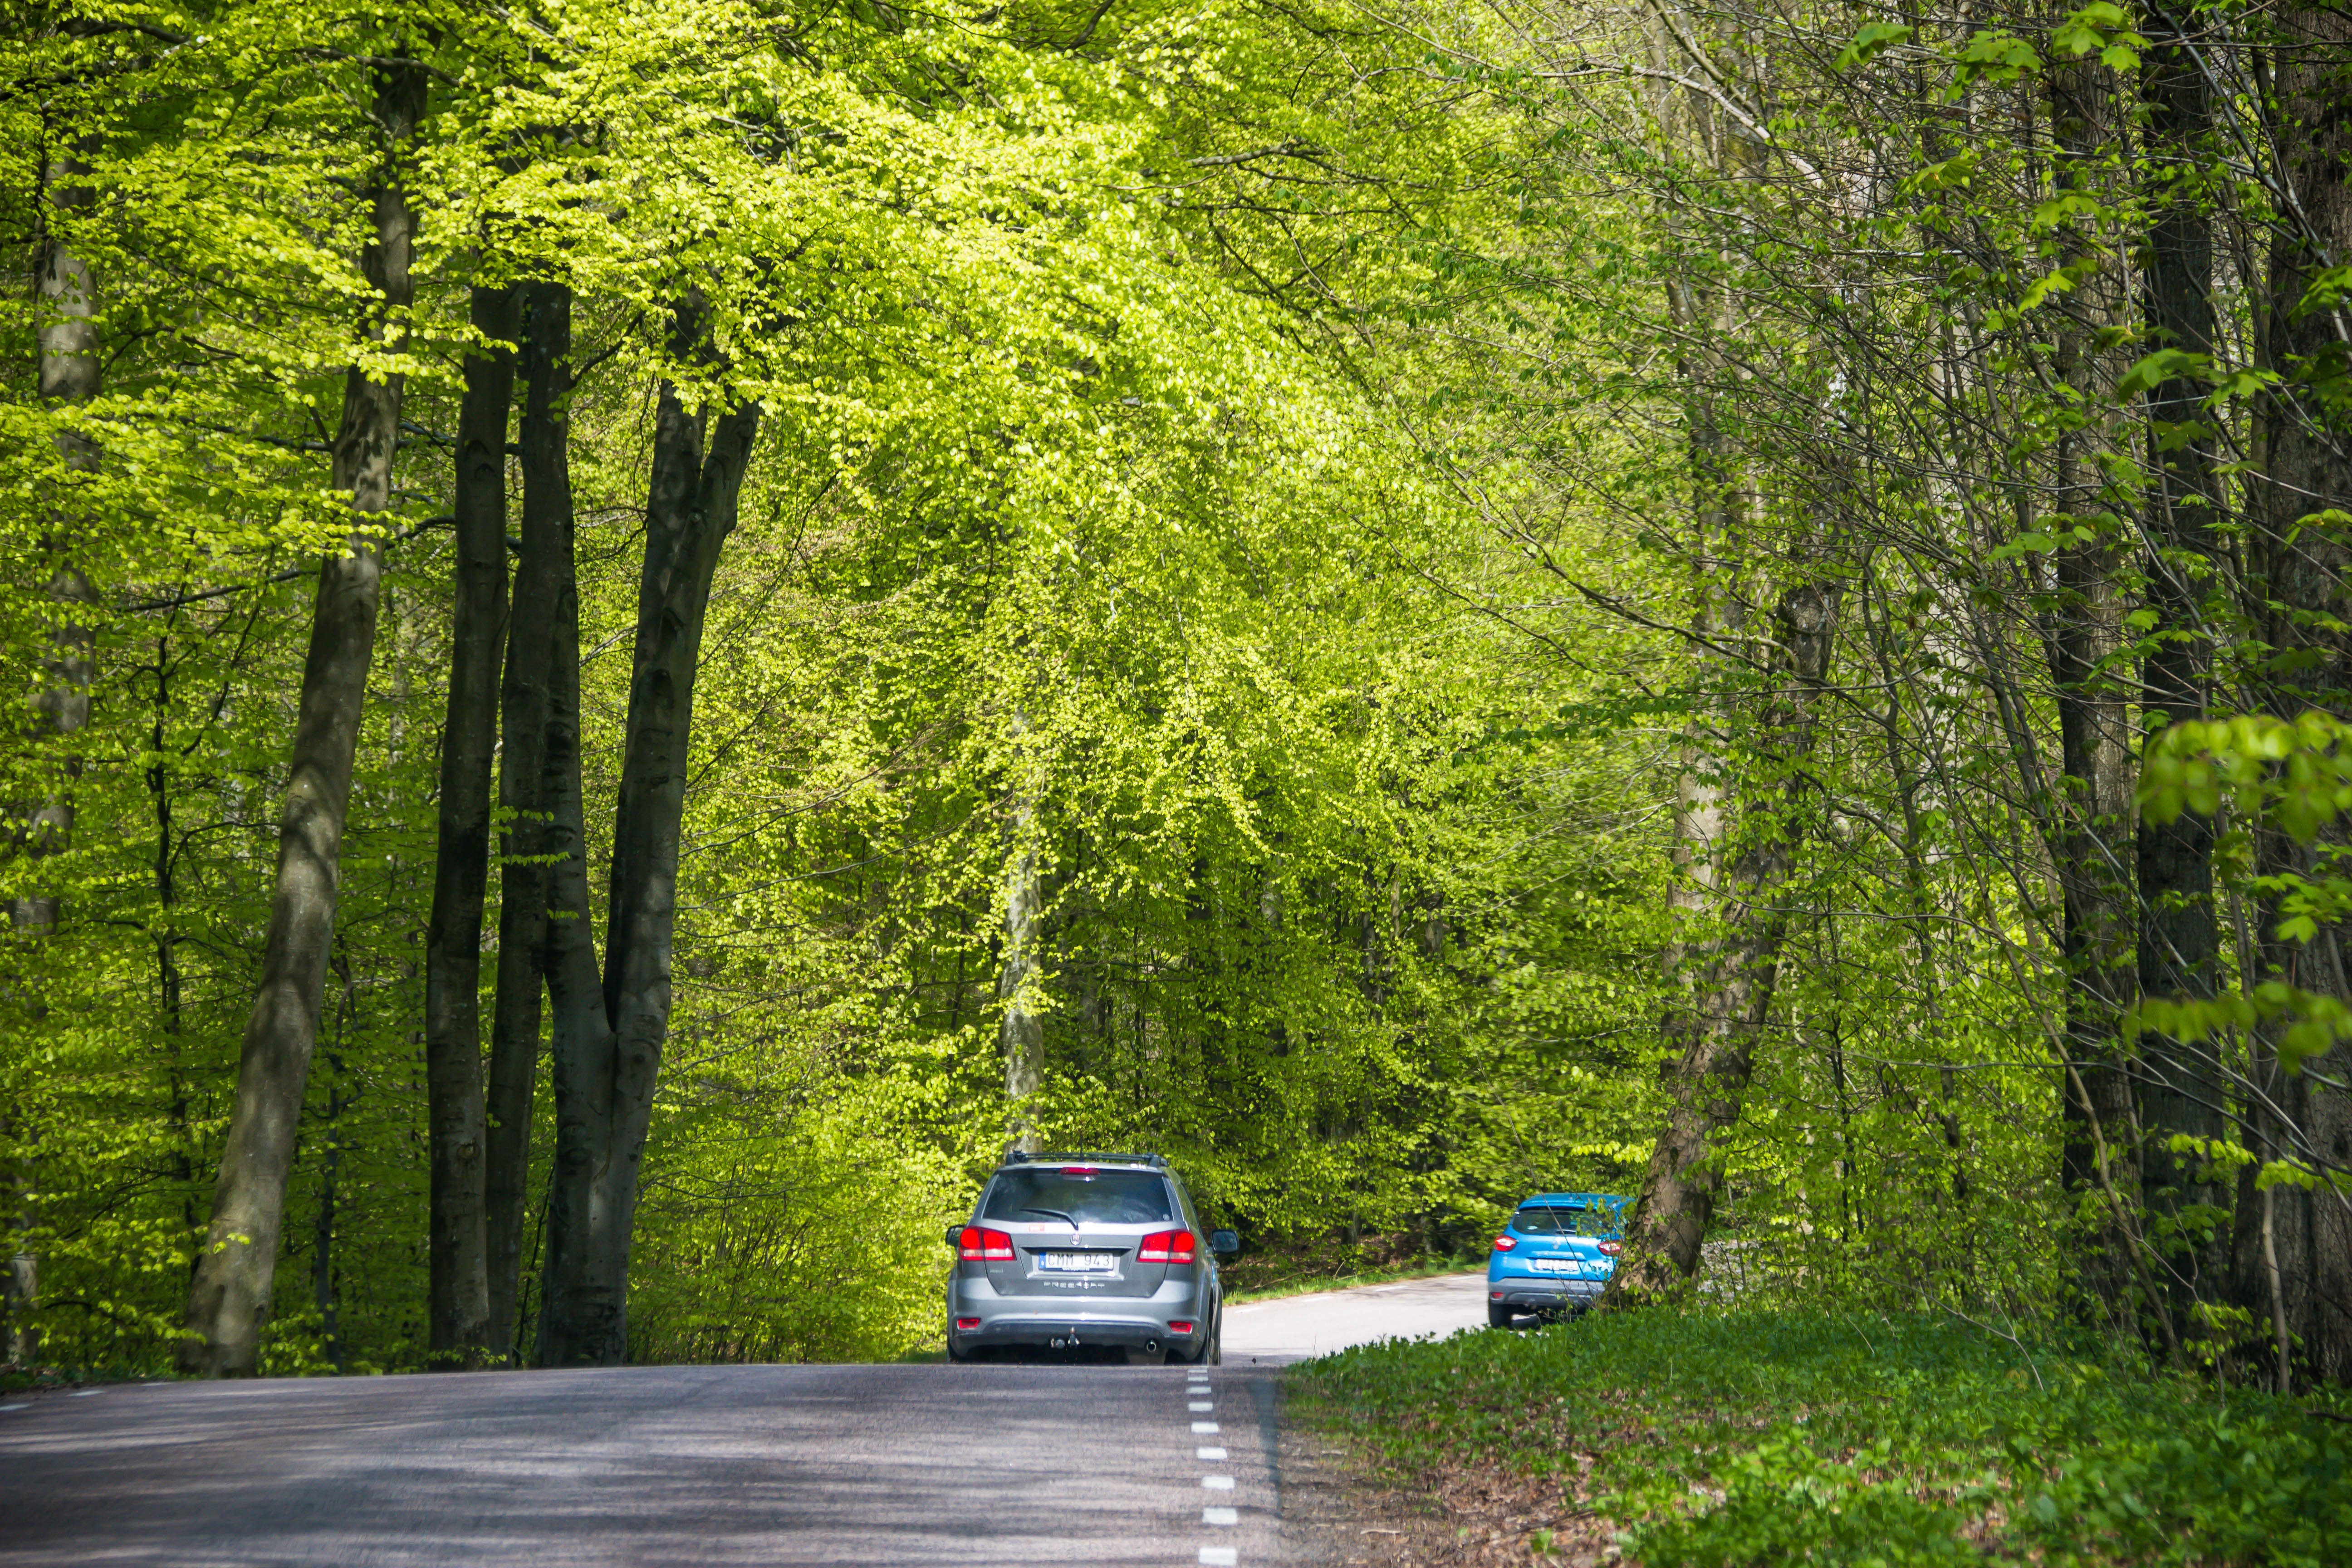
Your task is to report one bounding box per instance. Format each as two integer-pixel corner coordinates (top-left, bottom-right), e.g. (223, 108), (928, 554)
(1491, 1235), (1516, 1252)
(1167, 1321), (1195, 1335)
(1597, 1240), (1622, 1256)
(1137, 1230), (1197, 1264)
(958, 1226), (1015, 1261)
(1060, 1166), (1099, 1174)
(954, 1317), (980, 1330)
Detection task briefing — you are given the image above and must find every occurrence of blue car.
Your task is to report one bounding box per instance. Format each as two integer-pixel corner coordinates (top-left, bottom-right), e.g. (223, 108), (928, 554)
(1486, 1191), (1629, 1327)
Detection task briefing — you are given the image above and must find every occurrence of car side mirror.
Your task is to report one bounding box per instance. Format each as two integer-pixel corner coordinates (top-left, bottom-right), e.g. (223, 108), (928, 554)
(1210, 1230), (1240, 1259)
(944, 1224), (965, 1248)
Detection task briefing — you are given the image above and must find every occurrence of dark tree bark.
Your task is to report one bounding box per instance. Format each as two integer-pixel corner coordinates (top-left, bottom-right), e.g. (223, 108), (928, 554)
(2235, 2), (2352, 1390)
(539, 302), (759, 1367)
(1603, 579), (1838, 1305)
(180, 59), (426, 1377)
(535, 473), (612, 1364)
(484, 280), (570, 1361)
(2135, 4), (2230, 1333)
(423, 284), (518, 1364)
(2043, 57), (2146, 1323)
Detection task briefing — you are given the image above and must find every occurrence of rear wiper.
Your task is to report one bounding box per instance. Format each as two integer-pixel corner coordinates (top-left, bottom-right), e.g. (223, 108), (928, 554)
(1022, 1207), (1080, 1228)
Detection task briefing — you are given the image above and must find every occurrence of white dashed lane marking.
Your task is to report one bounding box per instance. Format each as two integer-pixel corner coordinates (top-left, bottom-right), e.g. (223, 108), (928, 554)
(1183, 1376), (1238, 1567)
(1196, 1446), (1225, 1460)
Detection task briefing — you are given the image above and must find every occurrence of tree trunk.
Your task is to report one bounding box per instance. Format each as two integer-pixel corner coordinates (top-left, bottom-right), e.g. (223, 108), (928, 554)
(1604, 579), (1838, 1304)
(19, 143), (100, 933)
(2135, 4), (2230, 1333)
(535, 461), (614, 1364)
(423, 285), (518, 1365)
(539, 303), (759, 1367)
(5, 138), (103, 1368)
(484, 280), (570, 1362)
(2236, 2), (2352, 1389)
(179, 59), (425, 1377)
(2043, 55), (2144, 1323)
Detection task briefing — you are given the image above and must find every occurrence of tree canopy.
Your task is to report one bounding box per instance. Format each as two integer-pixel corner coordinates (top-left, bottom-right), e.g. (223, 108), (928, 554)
(3, 0), (2348, 1394)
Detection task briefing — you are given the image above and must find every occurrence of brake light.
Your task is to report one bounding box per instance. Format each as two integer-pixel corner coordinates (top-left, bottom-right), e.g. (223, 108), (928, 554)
(958, 1226), (1015, 1261)
(1137, 1230), (1197, 1264)
(954, 1317), (980, 1330)
(1492, 1235), (1516, 1252)
(1598, 1240), (1622, 1256)
(1167, 1321), (1195, 1334)
(1060, 1166), (1099, 1174)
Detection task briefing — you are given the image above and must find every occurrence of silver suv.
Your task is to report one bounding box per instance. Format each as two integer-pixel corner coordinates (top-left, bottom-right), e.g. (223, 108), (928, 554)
(944, 1152), (1239, 1365)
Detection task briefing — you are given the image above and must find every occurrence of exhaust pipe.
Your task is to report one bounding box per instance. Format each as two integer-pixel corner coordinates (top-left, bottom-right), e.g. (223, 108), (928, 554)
(1143, 1338), (1161, 1356)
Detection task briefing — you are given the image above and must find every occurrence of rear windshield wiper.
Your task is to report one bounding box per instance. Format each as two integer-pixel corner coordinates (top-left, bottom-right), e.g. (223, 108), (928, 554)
(1022, 1207), (1080, 1228)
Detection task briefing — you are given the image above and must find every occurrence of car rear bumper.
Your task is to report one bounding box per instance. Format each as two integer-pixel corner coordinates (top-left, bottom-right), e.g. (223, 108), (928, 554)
(951, 1313), (1195, 1349)
(948, 1275), (1203, 1349)
(1490, 1276), (1606, 1310)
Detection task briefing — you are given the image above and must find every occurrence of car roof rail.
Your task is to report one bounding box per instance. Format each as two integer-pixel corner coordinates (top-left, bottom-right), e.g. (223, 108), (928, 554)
(1000, 1149), (1168, 1170)
(1520, 1191), (1632, 1209)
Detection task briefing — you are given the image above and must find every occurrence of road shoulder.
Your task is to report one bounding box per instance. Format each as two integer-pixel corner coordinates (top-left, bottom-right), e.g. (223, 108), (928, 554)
(1277, 1368), (1621, 1568)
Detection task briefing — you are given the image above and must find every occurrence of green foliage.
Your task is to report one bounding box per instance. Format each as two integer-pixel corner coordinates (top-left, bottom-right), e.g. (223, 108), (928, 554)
(1299, 1309), (2352, 1566)
(1, 0), (1643, 1372)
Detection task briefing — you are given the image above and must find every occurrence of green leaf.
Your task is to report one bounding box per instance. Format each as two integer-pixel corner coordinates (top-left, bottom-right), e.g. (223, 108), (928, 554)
(1834, 21), (1913, 70)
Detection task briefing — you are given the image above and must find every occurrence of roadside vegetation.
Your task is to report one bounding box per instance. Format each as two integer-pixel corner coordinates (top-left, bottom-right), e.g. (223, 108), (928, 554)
(1298, 1311), (2352, 1567)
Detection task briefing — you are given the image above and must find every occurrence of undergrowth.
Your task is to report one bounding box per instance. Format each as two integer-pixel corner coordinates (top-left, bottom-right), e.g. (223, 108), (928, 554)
(1294, 1308), (2352, 1566)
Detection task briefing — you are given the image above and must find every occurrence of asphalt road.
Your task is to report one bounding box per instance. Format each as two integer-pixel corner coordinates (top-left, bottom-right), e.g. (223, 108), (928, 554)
(0, 1272), (1489, 1567)
(1220, 1271), (1487, 1367)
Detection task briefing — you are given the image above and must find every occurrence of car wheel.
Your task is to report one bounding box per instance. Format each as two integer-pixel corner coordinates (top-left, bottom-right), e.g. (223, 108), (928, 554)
(1487, 1303), (1516, 1329)
(1207, 1322), (1221, 1365)
(946, 1338), (975, 1363)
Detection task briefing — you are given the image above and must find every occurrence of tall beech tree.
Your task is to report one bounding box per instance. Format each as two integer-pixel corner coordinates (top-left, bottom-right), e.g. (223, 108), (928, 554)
(537, 302), (759, 1367)
(2235, 0), (2352, 1388)
(421, 283), (517, 1362)
(180, 56), (429, 1377)
(483, 278), (570, 1363)
(1606, 578), (1840, 1302)
(7, 130), (103, 1368)
(2133, 0), (2230, 1330)
(2042, 54), (2144, 1328)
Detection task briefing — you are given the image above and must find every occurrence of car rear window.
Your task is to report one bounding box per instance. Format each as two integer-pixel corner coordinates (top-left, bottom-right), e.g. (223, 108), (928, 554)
(982, 1169), (1173, 1226)
(1513, 1205), (1614, 1235)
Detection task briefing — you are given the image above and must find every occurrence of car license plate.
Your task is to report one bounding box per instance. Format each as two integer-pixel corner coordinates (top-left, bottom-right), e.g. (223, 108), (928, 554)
(1038, 1252), (1116, 1273)
(1529, 1259), (1579, 1275)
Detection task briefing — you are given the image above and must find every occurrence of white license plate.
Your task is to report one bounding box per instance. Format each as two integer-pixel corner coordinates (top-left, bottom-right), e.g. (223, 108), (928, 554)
(1528, 1259), (1583, 1275)
(1037, 1253), (1117, 1273)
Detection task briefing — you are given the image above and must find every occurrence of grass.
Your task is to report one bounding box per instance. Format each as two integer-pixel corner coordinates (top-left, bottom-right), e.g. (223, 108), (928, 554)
(1293, 1307), (2352, 1566)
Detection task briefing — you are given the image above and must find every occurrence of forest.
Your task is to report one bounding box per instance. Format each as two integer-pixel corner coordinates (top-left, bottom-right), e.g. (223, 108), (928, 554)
(0, 0), (2346, 1399)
